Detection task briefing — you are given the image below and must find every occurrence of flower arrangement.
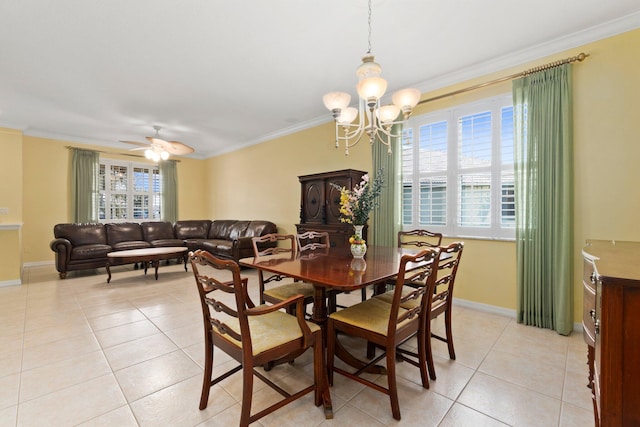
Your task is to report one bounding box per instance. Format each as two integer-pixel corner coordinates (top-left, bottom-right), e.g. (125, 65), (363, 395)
(331, 169), (384, 226)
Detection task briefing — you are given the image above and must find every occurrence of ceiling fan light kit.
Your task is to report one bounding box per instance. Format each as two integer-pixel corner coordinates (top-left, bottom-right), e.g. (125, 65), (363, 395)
(323, 0), (421, 156)
(120, 125), (194, 161)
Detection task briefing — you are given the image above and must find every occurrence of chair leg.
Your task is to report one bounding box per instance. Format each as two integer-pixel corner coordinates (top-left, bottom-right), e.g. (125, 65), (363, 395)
(240, 363), (254, 427)
(199, 335), (214, 410)
(444, 307), (456, 360)
(386, 347), (401, 420)
(416, 326), (430, 390)
(313, 331), (323, 407)
(426, 318), (437, 381)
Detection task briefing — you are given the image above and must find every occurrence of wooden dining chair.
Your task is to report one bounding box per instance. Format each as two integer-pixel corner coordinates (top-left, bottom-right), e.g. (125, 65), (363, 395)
(375, 242), (464, 380)
(189, 250), (327, 426)
(252, 234), (315, 315)
(326, 248), (441, 421)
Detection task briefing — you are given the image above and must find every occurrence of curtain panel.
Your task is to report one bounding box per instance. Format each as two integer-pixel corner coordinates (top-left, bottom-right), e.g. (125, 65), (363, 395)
(512, 64), (574, 335)
(371, 124), (402, 247)
(159, 160), (178, 223)
(71, 148), (100, 223)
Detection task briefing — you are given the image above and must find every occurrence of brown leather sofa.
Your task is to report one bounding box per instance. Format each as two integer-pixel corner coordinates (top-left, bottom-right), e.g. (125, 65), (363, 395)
(50, 220), (277, 278)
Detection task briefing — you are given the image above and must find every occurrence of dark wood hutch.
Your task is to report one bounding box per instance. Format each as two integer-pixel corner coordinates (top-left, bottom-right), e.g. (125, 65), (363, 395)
(295, 169), (368, 248)
(582, 240), (640, 426)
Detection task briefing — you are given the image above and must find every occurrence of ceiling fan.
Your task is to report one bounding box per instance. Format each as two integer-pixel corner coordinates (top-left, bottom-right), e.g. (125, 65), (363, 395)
(120, 126), (194, 161)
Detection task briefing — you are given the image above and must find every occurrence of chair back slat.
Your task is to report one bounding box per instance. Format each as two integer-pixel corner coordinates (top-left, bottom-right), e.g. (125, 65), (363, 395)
(297, 231), (330, 253)
(398, 229), (443, 249)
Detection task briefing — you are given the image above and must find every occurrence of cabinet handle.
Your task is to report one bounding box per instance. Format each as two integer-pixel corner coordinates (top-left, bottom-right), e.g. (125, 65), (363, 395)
(590, 309), (596, 321)
(594, 319), (600, 335)
(590, 272), (598, 285)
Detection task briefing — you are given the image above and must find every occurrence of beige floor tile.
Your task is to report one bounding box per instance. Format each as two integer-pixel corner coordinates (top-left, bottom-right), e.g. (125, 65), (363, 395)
(21, 332), (101, 371)
(16, 374), (126, 426)
(458, 372), (561, 426)
(559, 401), (595, 427)
(562, 369), (594, 411)
(130, 375), (236, 426)
(0, 348), (22, 377)
(439, 403), (509, 426)
(0, 372), (20, 411)
(103, 332), (178, 371)
(479, 347), (566, 399)
(94, 319), (161, 349)
(22, 321), (93, 349)
(164, 321), (204, 348)
(0, 405), (17, 427)
(19, 350), (111, 402)
(88, 308), (147, 331)
(115, 349), (202, 402)
(76, 405), (139, 426)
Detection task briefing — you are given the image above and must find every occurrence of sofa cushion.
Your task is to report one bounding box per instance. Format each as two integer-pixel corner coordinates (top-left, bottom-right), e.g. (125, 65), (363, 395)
(244, 221), (278, 238)
(174, 220), (212, 239)
(208, 220), (239, 239)
(71, 244), (112, 260)
(54, 223), (107, 246)
(106, 223), (151, 250)
(141, 221), (185, 247)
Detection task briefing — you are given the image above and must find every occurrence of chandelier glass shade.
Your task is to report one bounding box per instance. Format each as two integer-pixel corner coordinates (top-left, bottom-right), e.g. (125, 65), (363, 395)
(323, 1), (421, 156)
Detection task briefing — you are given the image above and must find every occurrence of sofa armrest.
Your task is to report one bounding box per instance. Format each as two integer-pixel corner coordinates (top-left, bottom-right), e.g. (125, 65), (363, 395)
(50, 238), (72, 262)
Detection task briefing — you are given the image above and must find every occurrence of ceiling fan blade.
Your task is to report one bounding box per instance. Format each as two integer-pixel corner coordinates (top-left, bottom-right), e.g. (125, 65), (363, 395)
(147, 137), (194, 155)
(120, 140), (150, 147)
(164, 141), (195, 155)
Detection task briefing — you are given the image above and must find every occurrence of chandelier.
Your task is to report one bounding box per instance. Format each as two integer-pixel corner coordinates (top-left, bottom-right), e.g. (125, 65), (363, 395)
(322, 0), (421, 156)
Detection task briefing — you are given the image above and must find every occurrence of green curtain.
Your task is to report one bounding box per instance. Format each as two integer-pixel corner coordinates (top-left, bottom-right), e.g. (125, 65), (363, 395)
(370, 124), (401, 247)
(71, 148), (99, 223)
(159, 160), (178, 223)
(513, 64), (574, 335)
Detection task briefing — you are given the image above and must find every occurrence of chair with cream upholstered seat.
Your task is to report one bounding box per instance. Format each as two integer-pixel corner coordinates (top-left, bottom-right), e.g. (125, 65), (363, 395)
(190, 249), (327, 426)
(375, 242), (464, 380)
(326, 247), (440, 420)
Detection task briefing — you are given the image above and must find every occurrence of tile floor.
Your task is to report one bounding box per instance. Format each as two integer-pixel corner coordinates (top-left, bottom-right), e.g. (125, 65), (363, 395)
(0, 262), (594, 426)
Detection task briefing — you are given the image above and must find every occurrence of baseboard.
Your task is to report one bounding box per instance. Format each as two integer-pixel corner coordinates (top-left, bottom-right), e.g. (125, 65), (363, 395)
(453, 297), (583, 333)
(0, 279), (22, 287)
(22, 260), (54, 268)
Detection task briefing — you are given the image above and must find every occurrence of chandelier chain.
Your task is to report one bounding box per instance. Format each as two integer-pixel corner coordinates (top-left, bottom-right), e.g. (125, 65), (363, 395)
(367, 0), (372, 54)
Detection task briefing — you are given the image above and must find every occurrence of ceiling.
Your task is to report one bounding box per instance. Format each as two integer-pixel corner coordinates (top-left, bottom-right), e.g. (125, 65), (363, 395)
(1, 1), (639, 159)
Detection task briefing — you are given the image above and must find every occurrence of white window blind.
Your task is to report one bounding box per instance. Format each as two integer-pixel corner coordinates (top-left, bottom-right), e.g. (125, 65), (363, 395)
(402, 95), (515, 239)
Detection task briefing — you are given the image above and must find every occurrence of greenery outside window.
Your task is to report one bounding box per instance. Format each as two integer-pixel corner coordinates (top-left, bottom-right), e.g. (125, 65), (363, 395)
(402, 95), (515, 239)
(99, 159), (161, 222)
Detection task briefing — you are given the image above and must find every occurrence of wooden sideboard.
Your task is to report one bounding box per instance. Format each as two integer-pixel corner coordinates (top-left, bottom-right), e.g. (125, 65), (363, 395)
(296, 169), (367, 248)
(582, 240), (640, 426)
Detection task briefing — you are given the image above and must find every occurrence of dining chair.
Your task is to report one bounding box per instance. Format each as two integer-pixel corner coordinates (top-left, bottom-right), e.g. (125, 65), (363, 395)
(326, 247), (441, 421)
(189, 250), (327, 426)
(375, 242), (464, 380)
(252, 233), (315, 316)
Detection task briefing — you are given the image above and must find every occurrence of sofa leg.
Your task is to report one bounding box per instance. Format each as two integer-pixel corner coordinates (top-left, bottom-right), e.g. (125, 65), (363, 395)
(59, 272), (67, 279)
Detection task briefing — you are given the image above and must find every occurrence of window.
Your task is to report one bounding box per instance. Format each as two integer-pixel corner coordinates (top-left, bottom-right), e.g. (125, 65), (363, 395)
(99, 159), (161, 222)
(402, 95), (514, 239)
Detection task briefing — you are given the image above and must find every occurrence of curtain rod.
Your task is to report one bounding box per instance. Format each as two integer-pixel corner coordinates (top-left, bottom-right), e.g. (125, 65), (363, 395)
(417, 52), (589, 105)
(65, 145), (181, 162)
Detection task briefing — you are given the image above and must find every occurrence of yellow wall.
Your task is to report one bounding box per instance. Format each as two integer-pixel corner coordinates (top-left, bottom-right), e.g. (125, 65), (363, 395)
(0, 128), (23, 283)
(5, 28), (640, 323)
